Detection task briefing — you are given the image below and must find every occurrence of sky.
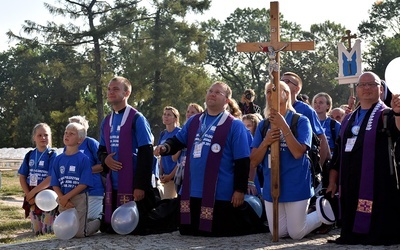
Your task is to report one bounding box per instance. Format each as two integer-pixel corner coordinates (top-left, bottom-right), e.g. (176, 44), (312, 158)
(0, 0), (378, 52)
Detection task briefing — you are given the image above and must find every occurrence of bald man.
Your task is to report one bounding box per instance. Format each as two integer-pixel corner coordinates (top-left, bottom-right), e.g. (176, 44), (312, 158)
(327, 71), (400, 245)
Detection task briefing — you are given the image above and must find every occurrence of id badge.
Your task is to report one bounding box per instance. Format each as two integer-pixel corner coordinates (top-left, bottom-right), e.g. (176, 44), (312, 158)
(193, 142), (203, 158)
(38, 160), (44, 167)
(30, 173), (38, 186)
(345, 137), (357, 152)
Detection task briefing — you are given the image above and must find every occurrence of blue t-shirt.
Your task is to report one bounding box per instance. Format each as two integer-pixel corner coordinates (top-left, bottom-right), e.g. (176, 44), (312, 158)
(18, 148), (57, 186)
(158, 127), (181, 174)
(320, 117), (341, 153)
(252, 111), (313, 202)
(50, 151), (93, 195)
(99, 111), (153, 189)
(77, 137), (104, 196)
(176, 112), (250, 201)
(293, 100), (324, 136)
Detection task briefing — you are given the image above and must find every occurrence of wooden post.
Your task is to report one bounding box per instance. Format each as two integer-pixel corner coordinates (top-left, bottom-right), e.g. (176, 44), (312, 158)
(237, 1), (314, 242)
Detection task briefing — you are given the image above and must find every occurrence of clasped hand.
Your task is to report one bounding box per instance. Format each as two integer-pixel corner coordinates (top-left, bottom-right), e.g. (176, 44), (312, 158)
(154, 145), (166, 156)
(268, 108), (285, 127)
(265, 109), (286, 144)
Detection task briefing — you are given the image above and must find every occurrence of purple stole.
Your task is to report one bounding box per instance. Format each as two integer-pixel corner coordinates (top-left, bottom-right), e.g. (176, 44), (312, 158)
(339, 101), (386, 234)
(104, 106), (137, 224)
(180, 111), (234, 232)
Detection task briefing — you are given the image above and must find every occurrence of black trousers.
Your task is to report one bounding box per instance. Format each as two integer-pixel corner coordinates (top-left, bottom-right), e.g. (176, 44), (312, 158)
(179, 197), (268, 237)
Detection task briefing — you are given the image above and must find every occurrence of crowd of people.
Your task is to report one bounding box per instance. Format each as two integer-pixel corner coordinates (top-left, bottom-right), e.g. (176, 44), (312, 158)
(17, 72), (400, 245)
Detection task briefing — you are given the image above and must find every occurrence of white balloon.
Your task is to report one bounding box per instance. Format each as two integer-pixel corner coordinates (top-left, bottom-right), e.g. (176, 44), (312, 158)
(111, 201), (139, 235)
(54, 208), (79, 240)
(35, 189), (58, 212)
(385, 57), (400, 94)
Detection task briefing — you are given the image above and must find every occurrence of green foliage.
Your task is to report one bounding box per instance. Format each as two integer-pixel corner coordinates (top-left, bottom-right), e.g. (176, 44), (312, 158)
(364, 37), (400, 78)
(13, 100), (44, 147)
(297, 21), (350, 108)
(1, 0), (399, 147)
(104, 0), (211, 140)
(202, 7), (351, 108)
(0, 42), (94, 147)
(202, 8), (272, 104)
(359, 0), (400, 82)
(359, 0), (400, 41)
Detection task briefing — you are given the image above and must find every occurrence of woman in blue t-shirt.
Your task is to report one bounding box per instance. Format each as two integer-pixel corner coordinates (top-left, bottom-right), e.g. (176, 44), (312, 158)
(156, 106), (181, 199)
(251, 81), (324, 240)
(173, 103), (204, 193)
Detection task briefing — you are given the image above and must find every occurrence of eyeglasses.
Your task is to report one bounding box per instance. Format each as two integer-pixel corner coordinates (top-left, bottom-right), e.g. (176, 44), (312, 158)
(355, 82), (380, 88)
(207, 89), (226, 97)
(281, 78), (298, 86)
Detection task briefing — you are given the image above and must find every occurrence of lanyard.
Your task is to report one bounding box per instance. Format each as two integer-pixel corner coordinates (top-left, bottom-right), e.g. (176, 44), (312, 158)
(200, 112), (223, 141)
(351, 109), (367, 136)
(34, 147), (48, 170)
(355, 109), (367, 126)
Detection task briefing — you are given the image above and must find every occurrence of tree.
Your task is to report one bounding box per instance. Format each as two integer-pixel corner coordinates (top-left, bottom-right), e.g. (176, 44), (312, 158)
(298, 21), (351, 108)
(104, 0), (212, 139)
(1, 0), (213, 146)
(202, 8), (272, 103)
(12, 99), (44, 147)
(0, 40), (98, 147)
(203, 8), (350, 108)
(359, 0), (400, 79)
(358, 0), (400, 42)
(7, 0), (150, 136)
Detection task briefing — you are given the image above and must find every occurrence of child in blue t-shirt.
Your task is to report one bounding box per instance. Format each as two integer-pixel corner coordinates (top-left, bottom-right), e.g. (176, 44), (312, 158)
(51, 122), (99, 237)
(68, 115), (104, 220)
(18, 123), (58, 235)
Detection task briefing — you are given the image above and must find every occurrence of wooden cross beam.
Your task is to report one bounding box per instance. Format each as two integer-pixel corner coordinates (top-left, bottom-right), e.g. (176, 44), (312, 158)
(236, 1), (314, 242)
(341, 30), (357, 51)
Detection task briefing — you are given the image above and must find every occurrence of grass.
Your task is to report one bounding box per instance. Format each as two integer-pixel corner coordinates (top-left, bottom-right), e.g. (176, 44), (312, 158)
(0, 171), (21, 196)
(0, 172), (56, 245)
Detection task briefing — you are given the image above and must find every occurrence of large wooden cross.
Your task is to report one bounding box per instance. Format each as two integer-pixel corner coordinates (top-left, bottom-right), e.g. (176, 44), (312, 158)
(237, 1), (314, 242)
